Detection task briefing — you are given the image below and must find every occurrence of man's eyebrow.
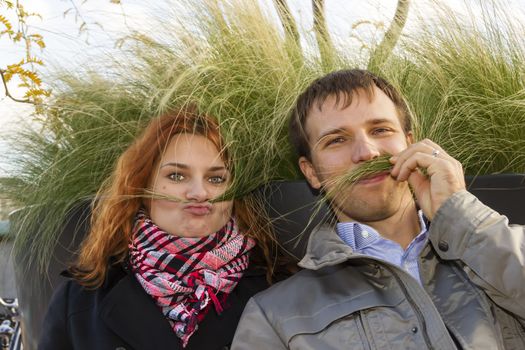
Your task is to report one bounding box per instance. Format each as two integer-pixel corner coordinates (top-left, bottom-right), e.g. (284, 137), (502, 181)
(367, 118), (396, 125)
(316, 128), (348, 142)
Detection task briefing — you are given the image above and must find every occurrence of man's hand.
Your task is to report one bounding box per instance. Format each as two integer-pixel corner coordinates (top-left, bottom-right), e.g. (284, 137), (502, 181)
(390, 139), (466, 220)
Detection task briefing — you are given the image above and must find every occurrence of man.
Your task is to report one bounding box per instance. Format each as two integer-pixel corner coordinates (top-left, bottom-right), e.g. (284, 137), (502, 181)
(232, 69), (525, 349)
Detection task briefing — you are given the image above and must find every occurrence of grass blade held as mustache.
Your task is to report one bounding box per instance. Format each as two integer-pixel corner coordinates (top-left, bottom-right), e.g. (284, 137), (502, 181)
(324, 155), (393, 199)
(141, 187), (246, 203)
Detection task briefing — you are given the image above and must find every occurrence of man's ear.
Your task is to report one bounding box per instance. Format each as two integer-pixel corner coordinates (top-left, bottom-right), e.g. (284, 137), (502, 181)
(299, 156), (322, 190)
(406, 131), (414, 145)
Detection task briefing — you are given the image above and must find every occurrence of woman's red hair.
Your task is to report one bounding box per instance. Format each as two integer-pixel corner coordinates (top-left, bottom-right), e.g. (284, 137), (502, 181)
(72, 108), (238, 287)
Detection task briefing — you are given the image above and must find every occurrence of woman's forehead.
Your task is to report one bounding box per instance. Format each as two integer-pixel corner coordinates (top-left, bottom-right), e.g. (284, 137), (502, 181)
(160, 133), (226, 167)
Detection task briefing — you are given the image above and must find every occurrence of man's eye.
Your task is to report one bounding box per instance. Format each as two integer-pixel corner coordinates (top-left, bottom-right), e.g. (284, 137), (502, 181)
(168, 173), (184, 182)
(327, 136), (346, 145)
(208, 176), (226, 184)
(373, 128), (392, 135)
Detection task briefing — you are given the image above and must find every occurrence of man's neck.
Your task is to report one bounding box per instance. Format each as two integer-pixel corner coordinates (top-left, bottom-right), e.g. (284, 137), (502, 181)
(339, 195), (421, 250)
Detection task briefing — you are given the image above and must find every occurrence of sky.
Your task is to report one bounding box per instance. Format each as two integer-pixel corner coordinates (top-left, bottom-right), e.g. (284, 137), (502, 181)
(0, 0), (524, 175)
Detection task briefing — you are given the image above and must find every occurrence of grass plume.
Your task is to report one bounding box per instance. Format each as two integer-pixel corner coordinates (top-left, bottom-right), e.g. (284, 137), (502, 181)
(1, 0), (524, 271)
(324, 155), (393, 200)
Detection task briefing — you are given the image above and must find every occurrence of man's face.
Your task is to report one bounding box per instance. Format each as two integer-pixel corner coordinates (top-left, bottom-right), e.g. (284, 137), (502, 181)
(299, 86), (414, 223)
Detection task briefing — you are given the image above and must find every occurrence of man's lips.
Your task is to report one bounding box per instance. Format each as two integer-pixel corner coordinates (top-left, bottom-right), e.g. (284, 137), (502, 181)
(184, 203), (212, 215)
(357, 171), (390, 185)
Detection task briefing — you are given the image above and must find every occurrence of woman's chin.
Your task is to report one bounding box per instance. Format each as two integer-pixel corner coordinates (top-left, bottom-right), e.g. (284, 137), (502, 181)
(170, 224), (213, 238)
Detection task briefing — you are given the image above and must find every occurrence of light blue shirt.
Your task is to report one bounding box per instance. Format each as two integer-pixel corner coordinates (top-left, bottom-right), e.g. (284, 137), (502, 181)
(336, 211), (429, 285)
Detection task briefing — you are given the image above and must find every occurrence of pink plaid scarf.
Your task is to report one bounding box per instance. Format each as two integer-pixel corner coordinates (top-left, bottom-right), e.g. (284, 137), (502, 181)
(128, 211), (255, 347)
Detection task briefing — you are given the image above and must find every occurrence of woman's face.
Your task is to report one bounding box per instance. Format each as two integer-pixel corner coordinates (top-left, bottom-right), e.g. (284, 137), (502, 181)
(148, 133), (233, 237)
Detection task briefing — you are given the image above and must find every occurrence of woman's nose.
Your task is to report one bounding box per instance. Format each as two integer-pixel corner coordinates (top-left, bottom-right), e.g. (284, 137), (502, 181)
(185, 180), (209, 202)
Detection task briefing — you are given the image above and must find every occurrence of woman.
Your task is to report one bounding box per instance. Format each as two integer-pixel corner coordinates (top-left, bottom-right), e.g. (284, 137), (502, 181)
(38, 108), (277, 350)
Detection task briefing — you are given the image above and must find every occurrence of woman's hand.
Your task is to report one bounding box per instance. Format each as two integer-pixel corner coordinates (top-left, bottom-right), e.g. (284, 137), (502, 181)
(390, 139), (466, 220)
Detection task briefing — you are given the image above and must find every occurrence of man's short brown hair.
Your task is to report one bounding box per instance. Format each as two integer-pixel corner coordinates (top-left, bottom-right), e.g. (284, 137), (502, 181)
(289, 69), (412, 159)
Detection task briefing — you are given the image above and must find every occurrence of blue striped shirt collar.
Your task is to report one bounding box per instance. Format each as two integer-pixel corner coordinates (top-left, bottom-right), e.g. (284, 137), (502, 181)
(336, 210), (428, 251)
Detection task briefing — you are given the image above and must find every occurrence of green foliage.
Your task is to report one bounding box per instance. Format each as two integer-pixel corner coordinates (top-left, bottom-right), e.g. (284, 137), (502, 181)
(1, 0), (322, 269)
(2, 0), (525, 270)
(3, 73), (151, 266)
(381, 1), (525, 175)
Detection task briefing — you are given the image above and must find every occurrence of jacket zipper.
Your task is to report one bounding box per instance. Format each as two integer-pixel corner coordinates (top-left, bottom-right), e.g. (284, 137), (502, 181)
(382, 264), (435, 350)
(356, 311), (373, 350)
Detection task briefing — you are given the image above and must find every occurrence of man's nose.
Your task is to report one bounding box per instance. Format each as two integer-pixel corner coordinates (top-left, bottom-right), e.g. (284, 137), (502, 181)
(185, 180), (209, 202)
(351, 138), (380, 164)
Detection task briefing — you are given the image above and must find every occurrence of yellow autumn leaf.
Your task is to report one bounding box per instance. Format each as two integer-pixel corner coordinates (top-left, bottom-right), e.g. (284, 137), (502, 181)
(13, 31), (22, 41)
(26, 57), (44, 66)
(20, 70), (42, 85)
(0, 14), (12, 31)
(23, 88), (46, 98)
(28, 33), (43, 40)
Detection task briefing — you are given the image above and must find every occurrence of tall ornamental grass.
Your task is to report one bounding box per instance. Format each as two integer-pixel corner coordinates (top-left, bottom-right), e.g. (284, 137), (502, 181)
(1, 0), (322, 269)
(1, 0), (524, 270)
(382, 1), (525, 175)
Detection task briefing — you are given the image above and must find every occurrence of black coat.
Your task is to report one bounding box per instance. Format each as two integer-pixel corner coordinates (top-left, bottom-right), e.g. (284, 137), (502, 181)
(38, 263), (269, 350)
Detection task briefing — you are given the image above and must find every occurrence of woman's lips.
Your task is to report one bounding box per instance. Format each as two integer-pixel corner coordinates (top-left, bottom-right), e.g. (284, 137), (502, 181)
(184, 203), (212, 216)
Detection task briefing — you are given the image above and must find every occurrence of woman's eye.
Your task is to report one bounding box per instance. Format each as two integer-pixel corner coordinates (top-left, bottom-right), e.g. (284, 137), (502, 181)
(208, 176), (226, 184)
(168, 173), (185, 182)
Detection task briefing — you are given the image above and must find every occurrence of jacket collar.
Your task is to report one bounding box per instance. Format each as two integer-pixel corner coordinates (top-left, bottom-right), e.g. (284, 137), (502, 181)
(299, 209), (433, 271)
(98, 265), (184, 350)
(298, 224), (357, 270)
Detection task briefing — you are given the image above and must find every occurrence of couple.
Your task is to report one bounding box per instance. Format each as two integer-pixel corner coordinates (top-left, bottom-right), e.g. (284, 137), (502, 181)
(40, 69), (525, 349)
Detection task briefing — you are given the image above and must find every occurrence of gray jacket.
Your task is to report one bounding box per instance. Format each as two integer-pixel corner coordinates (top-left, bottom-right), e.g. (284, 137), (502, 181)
(232, 191), (525, 349)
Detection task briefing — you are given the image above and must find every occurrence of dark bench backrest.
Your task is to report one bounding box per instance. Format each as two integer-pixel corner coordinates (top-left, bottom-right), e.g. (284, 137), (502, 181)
(261, 174), (525, 260)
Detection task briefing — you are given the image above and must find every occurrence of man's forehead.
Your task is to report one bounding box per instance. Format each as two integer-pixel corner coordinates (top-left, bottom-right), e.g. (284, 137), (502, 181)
(303, 87), (402, 139)
(311, 88), (376, 114)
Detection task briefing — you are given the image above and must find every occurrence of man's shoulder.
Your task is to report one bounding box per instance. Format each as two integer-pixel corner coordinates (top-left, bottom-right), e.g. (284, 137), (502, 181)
(251, 258), (405, 315)
(251, 262), (361, 311)
(251, 268), (320, 305)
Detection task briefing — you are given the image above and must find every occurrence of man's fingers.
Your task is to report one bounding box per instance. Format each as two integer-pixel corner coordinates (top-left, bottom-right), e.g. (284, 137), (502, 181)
(390, 139), (454, 177)
(395, 153), (443, 181)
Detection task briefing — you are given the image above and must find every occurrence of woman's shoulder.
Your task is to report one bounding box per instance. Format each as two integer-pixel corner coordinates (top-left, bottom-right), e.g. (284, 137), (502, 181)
(51, 263), (128, 312)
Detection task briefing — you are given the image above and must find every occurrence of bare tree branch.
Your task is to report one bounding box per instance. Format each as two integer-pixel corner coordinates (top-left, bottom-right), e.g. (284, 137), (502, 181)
(0, 69), (33, 104)
(273, 0), (300, 47)
(312, 0), (335, 68)
(368, 0), (410, 71)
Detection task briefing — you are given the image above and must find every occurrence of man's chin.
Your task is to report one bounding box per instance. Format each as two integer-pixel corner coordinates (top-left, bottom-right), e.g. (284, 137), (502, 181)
(330, 183), (410, 222)
(335, 204), (397, 223)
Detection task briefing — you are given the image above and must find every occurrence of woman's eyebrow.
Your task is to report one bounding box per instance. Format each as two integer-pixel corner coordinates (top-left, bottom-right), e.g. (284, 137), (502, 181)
(208, 166), (228, 171)
(160, 163), (228, 172)
(160, 162), (188, 169)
